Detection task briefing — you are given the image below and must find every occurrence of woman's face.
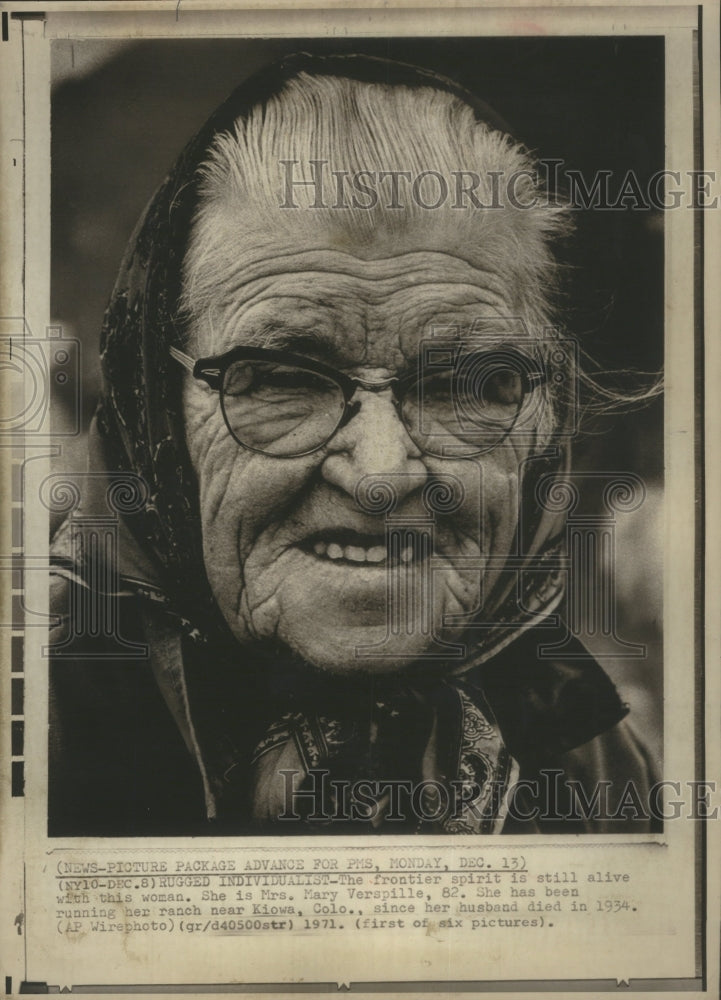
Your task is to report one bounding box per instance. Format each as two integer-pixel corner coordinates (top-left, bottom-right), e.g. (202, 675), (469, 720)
(182, 216), (542, 673)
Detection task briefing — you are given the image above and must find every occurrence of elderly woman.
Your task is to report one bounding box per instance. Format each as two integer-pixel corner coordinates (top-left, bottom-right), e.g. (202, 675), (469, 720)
(49, 53), (657, 835)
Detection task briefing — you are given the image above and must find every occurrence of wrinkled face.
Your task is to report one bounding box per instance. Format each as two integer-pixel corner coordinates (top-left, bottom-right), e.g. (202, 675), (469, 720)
(182, 210), (543, 673)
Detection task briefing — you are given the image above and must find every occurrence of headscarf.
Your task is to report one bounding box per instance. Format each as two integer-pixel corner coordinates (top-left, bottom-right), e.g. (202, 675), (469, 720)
(51, 53), (624, 832)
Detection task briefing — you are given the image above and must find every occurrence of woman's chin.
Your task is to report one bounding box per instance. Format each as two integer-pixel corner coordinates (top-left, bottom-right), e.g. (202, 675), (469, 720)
(275, 614), (467, 675)
(235, 551), (477, 674)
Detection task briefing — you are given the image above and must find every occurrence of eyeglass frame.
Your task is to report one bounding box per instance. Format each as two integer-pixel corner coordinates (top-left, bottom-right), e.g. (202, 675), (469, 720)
(169, 343), (547, 458)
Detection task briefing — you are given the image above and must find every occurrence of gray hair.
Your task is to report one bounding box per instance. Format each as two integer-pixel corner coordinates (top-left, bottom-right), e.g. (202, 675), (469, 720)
(181, 72), (571, 336)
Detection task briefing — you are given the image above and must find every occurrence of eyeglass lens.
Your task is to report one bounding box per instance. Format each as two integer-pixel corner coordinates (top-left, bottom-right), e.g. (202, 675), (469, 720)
(221, 360), (347, 456)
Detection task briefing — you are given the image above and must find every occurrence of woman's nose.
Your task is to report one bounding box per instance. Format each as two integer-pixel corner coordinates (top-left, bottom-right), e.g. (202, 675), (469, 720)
(321, 390), (427, 500)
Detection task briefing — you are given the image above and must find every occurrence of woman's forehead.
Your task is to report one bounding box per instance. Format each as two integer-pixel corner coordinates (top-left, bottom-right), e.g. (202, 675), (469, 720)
(189, 241), (526, 365)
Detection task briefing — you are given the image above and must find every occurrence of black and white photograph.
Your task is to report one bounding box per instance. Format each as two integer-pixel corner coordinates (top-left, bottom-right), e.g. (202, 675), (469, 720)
(0, 1), (718, 995)
(47, 35), (665, 838)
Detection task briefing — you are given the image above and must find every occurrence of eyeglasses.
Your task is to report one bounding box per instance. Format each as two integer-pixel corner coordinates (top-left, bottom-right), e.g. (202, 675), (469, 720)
(170, 343), (546, 459)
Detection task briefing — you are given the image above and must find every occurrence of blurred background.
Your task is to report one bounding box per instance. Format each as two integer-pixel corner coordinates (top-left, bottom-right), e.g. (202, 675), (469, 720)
(50, 37), (664, 764)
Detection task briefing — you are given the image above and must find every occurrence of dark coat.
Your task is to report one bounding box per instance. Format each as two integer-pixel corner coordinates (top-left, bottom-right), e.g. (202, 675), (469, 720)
(48, 574), (659, 838)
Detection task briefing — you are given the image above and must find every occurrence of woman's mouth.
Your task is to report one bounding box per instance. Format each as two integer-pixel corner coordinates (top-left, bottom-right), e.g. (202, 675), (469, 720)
(301, 529), (428, 566)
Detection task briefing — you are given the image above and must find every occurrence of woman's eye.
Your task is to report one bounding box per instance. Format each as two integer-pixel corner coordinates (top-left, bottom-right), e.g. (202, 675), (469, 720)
(259, 369), (330, 393)
(225, 362), (326, 395)
(262, 370), (311, 389)
(417, 364), (523, 408)
(421, 373), (453, 398)
(482, 370), (523, 405)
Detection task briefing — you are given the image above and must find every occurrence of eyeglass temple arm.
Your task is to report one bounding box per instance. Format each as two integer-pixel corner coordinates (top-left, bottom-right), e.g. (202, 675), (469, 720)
(169, 346), (196, 373)
(170, 346), (223, 390)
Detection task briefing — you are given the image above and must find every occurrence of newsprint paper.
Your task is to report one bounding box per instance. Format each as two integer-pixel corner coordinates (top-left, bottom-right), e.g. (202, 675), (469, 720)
(0, 1), (719, 997)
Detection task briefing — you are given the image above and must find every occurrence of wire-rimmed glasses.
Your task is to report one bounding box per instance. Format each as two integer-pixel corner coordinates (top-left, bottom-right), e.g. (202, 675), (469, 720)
(170, 343), (546, 459)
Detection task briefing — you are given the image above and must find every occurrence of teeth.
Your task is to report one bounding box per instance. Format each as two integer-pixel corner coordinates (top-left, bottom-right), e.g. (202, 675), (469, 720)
(365, 546), (386, 564)
(308, 540), (416, 564)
